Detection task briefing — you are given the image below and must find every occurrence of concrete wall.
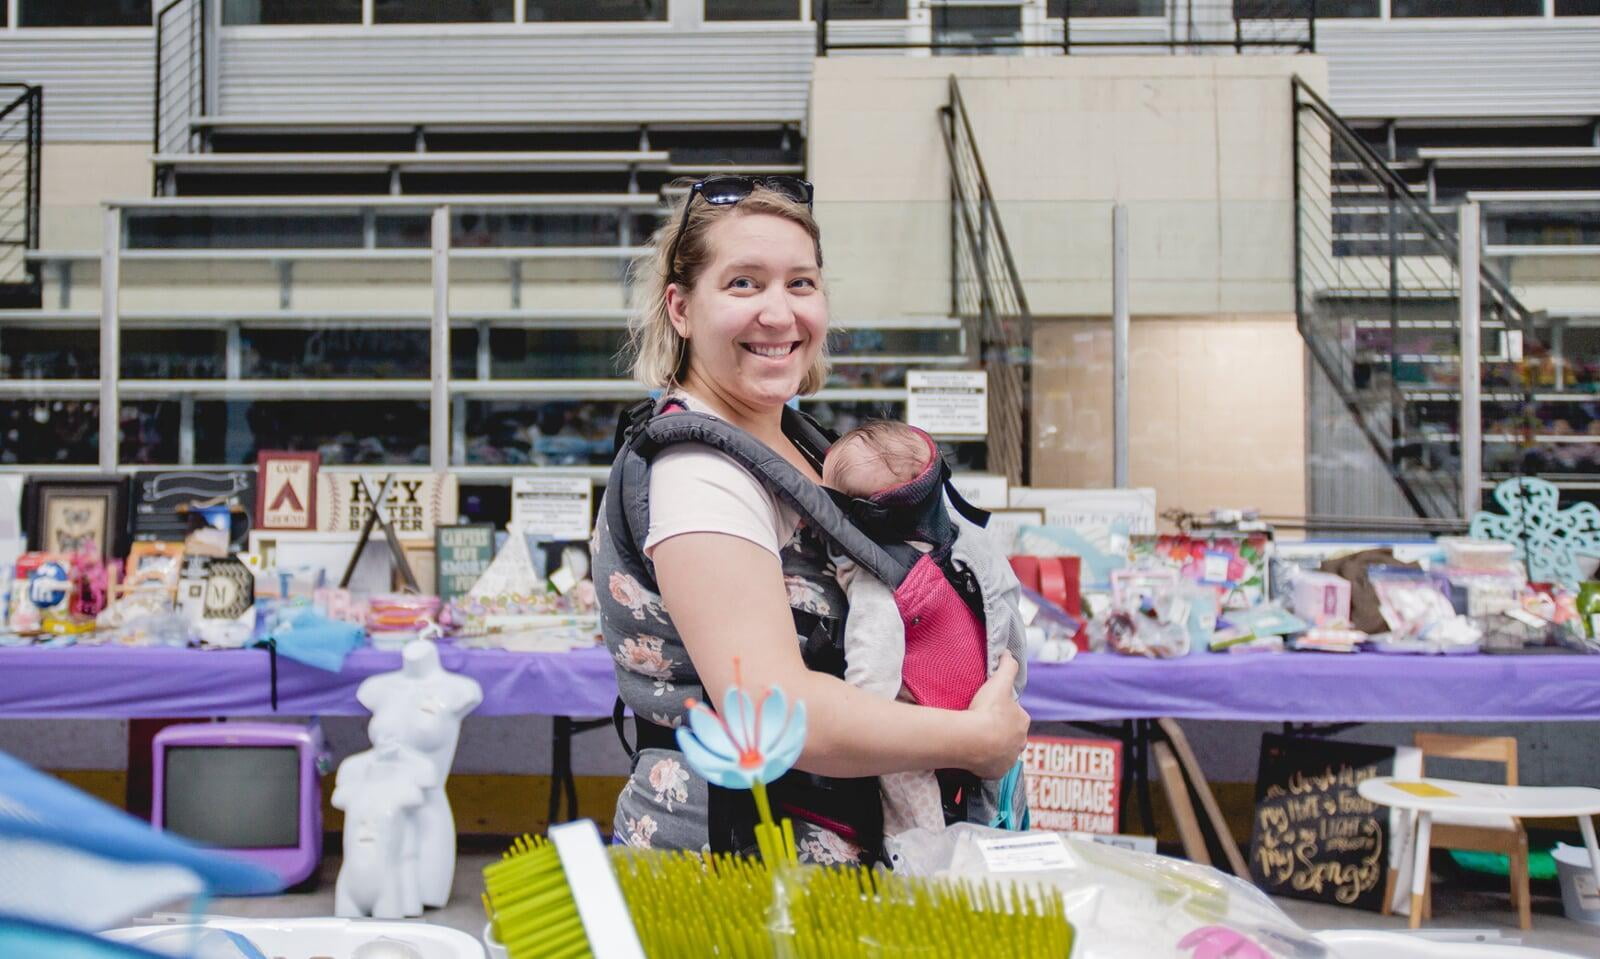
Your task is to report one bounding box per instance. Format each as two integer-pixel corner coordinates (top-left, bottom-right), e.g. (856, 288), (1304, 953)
(810, 54), (1320, 515)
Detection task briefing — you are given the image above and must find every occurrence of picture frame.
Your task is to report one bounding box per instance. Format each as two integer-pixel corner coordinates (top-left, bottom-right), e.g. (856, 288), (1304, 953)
(23, 476), (128, 562)
(124, 541), (185, 595)
(256, 451), (319, 532)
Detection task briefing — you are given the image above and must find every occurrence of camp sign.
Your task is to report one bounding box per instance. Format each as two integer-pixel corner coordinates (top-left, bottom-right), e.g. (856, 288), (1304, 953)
(1248, 734), (1395, 911)
(1021, 735), (1122, 835)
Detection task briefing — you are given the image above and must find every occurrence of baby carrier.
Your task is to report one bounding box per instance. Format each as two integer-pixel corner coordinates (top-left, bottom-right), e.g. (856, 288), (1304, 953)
(603, 396), (997, 860)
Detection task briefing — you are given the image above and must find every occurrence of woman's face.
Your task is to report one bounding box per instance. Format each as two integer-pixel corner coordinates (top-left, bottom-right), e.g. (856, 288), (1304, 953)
(668, 212), (826, 413)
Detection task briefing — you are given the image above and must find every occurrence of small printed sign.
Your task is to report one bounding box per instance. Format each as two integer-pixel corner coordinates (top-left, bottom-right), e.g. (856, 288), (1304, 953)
(975, 832), (1073, 873)
(950, 473), (1009, 510)
(511, 476), (593, 541)
(256, 452), (319, 531)
(1021, 735), (1123, 836)
(906, 370), (987, 437)
(435, 524), (495, 602)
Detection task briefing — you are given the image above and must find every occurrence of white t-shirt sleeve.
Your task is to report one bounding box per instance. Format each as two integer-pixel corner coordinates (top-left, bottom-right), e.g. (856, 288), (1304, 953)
(643, 443), (798, 560)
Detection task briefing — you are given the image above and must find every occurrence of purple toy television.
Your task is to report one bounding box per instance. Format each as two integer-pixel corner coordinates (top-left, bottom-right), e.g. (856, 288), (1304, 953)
(151, 721), (328, 887)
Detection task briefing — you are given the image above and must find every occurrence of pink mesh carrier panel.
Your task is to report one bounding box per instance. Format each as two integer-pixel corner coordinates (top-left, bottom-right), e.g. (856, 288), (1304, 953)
(894, 553), (988, 710)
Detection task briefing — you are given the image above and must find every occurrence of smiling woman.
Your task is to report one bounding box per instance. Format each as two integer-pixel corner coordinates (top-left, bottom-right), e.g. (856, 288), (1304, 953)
(591, 177), (1030, 863)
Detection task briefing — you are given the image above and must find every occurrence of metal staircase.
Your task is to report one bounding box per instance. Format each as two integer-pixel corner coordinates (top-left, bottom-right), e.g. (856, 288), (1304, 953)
(0, 84), (41, 311)
(1293, 76), (1538, 520)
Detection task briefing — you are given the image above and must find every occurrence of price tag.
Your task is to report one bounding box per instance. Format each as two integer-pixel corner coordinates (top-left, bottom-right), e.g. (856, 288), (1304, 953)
(975, 832), (1073, 873)
(906, 370), (987, 437)
(511, 476), (593, 541)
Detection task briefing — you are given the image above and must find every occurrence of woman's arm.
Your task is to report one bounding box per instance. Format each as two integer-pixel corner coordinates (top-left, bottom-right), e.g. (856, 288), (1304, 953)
(653, 530), (1029, 780)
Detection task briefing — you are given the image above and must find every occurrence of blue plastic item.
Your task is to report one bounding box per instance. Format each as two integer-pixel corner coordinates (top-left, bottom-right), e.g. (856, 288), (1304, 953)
(265, 609), (365, 673)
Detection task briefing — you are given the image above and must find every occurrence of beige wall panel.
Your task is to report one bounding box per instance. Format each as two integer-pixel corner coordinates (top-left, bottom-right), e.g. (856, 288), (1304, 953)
(40, 143), (150, 250)
(1031, 314), (1305, 518)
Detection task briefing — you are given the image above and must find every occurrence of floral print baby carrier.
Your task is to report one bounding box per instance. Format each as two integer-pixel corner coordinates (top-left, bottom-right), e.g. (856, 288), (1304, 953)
(596, 397), (995, 863)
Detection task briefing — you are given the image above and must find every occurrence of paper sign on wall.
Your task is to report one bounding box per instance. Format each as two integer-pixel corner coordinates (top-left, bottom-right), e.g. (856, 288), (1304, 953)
(1021, 735), (1123, 835)
(950, 473), (1009, 510)
(511, 476), (593, 541)
(906, 370), (987, 437)
(1010, 487), (1158, 536)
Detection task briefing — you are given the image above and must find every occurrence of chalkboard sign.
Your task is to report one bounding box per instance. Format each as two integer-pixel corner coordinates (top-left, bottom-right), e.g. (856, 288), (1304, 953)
(435, 524), (496, 602)
(131, 470), (256, 551)
(1248, 734), (1396, 911)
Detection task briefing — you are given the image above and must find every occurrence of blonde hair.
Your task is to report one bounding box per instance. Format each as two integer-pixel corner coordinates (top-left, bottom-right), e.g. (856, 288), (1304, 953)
(626, 179), (830, 395)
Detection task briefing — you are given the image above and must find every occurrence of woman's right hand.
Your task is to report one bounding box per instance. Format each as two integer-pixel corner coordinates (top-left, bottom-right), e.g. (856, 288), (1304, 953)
(960, 652), (1031, 780)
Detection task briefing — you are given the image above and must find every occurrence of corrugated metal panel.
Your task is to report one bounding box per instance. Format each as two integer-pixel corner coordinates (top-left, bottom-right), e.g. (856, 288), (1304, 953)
(1319, 21), (1600, 119)
(1305, 350), (1419, 519)
(0, 34), (152, 141)
(217, 28), (815, 123)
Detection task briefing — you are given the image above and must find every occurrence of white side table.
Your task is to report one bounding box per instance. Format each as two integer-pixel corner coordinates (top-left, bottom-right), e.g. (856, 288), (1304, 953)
(1359, 777), (1600, 930)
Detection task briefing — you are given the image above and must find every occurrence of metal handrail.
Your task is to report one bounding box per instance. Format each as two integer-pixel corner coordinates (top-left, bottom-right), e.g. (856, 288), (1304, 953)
(939, 75), (1033, 485)
(0, 84), (41, 301)
(1291, 76), (1529, 322)
(153, 0), (205, 191)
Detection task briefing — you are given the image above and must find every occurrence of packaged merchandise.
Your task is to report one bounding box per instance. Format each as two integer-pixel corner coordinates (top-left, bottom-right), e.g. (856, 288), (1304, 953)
(1286, 569), (1351, 627)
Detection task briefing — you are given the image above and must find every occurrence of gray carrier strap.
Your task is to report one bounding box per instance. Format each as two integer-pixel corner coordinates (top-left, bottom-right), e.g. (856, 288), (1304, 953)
(607, 406), (914, 590)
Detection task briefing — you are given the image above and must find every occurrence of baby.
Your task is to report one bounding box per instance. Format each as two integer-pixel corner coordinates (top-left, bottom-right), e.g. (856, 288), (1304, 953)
(822, 420), (1028, 837)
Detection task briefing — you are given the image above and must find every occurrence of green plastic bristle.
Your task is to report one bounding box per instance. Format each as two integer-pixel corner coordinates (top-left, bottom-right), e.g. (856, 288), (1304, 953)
(485, 833), (1073, 959)
(481, 832), (593, 959)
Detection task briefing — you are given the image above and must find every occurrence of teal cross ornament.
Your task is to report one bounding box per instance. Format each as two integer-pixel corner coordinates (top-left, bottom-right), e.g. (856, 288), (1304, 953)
(1468, 477), (1600, 588)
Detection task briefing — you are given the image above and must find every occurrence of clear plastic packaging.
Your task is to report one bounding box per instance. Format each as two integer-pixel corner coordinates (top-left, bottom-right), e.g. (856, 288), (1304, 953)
(884, 824), (1326, 959)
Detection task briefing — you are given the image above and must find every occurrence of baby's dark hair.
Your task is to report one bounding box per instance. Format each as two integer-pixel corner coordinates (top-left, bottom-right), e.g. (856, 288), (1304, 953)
(823, 420), (932, 496)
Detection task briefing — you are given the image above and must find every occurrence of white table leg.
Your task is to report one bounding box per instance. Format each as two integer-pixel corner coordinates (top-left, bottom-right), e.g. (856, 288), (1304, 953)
(1391, 807), (1418, 915)
(1579, 815), (1600, 896)
(1409, 811), (1433, 930)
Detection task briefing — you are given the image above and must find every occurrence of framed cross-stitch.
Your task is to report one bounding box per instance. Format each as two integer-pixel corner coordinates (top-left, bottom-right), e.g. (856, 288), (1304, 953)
(23, 476), (128, 561)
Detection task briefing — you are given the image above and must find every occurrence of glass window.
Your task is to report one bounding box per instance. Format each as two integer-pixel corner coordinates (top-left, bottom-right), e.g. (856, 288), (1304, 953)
(1392, 0), (1540, 15)
(195, 400), (429, 465)
(814, 0), (909, 18)
(1048, 0), (1163, 16)
(463, 400), (624, 466)
(241, 329), (433, 380)
(489, 330), (628, 379)
(1235, 0), (1376, 15)
(374, 0), (513, 22)
(20, 0), (151, 27)
(524, 0), (666, 21)
(707, 0), (801, 19)
(122, 330), (226, 379)
(222, 0), (362, 25)
(1556, 0), (1600, 12)
(0, 401), (98, 465)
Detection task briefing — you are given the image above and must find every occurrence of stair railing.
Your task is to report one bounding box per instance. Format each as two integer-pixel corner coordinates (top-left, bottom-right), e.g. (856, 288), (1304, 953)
(154, 0), (206, 193)
(0, 84), (41, 306)
(939, 75), (1033, 486)
(1292, 75), (1535, 520)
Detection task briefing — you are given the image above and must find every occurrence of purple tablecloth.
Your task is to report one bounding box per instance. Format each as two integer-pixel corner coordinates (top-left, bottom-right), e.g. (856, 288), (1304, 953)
(2, 646), (1599, 722)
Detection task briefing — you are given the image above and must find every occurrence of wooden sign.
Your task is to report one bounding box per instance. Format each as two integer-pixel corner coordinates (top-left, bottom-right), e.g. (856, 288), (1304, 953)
(316, 471), (458, 541)
(131, 469), (255, 548)
(436, 524), (495, 602)
(257, 452), (318, 531)
(1020, 735), (1122, 835)
(1248, 734), (1395, 910)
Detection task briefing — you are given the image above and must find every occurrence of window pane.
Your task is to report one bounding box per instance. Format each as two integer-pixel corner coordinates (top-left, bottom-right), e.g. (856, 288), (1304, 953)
(815, 0), (909, 18)
(489, 330), (628, 379)
(0, 401), (98, 465)
(1048, 0), (1163, 15)
(1, 329), (98, 378)
(20, 0), (151, 26)
(195, 400), (429, 465)
(1556, 0), (1600, 12)
(525, 0), (666, 21)
(464, 400), (623, 466)
(127, 213), (365, 250)
(122, 330), (227, 379)
(707, 0), (801, 18)
(1392, 0), (1540, 14)
(241, 329), (433, 379)
(223, 0), (362, 25)
(1235, 0), (1375, 15)
(374, 0), (513, 22)
(122, 402), (181, 465)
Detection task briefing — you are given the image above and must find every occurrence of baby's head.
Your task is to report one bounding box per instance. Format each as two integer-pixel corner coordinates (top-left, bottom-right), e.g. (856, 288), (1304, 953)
(823, 420), (935, 498)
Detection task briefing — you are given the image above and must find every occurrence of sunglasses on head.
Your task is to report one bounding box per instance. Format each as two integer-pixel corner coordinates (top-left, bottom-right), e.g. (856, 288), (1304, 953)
(665, 175), (815, 282)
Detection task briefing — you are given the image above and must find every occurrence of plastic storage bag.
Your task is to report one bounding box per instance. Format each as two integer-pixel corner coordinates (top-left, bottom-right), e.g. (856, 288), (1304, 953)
(884, 823), (1331, 959)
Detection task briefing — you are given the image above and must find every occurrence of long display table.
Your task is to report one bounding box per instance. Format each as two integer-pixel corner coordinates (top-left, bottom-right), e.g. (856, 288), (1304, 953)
(4, 645), (1600, 723)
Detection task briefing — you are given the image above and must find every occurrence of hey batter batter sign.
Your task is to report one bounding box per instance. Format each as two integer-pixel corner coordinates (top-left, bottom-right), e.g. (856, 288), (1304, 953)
(1021, 735), (1123, 835)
